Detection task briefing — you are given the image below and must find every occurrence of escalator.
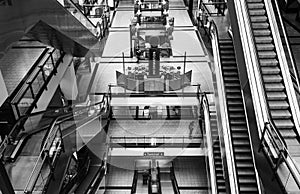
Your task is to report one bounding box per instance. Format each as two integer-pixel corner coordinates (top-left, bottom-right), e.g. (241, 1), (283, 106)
(219, 38), (259, 193)
(246, 0), (299, 142)
(158, 168), (172, 194)
(0, 0), (101, 57)
(210, 107), (227, 193)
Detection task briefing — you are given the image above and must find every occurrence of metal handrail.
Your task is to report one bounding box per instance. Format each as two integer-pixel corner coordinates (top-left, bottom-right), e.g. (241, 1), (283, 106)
(272, 0), (300, 92)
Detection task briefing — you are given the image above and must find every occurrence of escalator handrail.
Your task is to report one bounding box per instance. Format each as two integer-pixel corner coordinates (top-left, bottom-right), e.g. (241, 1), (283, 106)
(84, 161), (106, 194)
(130, 170), (138, 194)
(241, 0), (288, 148)
(208, 20), (239, 194)
(85, 141), (111, 194)
(170, 164), (180, 194)
(272, 0), (300, 92)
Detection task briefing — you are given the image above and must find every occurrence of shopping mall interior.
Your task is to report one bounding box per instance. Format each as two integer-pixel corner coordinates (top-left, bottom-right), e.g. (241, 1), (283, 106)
(0, 0), (300, 193)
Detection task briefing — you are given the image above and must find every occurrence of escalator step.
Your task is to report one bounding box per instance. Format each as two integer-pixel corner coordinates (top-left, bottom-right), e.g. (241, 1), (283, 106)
(221, 55), (236, 60)
(226, 94), (242, 99)
(227, 100), (243, 106)
(263, 75), (283, 83)
(232, 131), (249, 138)
(253, 29), (271, 36)
(259, 58), (278, 66)
(236, 161), (254, 168)
(269, 100), (289, 109)
(248, 3), (265, 9)
(228, 106), (244, 112)
(279, 129), (297, 138)
(250, 16), (268, 22)
(237, 169), (256, 176)
(222, 65), (238, 70)
(223, 71), (238, 76)
(231, 126), (247, 132)
(230, 119), (247, 125)
(219, 45), (234, 50)
(270, 110), (291, 118)
(225, 83), (240, 88)
(255, 36), (273, 43)
(267, 92), (287, 100)
(239, 185), (259, 192)
(220, 50), (235, 55)
(224, 77), (239, 82)
(265, 83), (285, 91)
(235, 154), (252, 160)
(261, 66), (280, 74)
(252, 22), (269, 29)
(257, 43), (275, 51)
(274, 119), (295, 129)
(229, 114), (245, 120)
(226, 89), (241, 94)
(258, 51), (277, 58)
(239, 177), (257, 184)
(247, 0), (263, 2)
(222, 60), (237, 65)
(249, 9), (266, 16)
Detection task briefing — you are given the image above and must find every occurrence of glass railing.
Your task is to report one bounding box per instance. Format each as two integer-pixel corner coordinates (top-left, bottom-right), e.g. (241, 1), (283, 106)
(10, 48), (64, 118)
(109, 135), (202, 148)
(60, 0), (98, 36)
(108, 84), (202, 96)
(259, 122), (300, 191)
(82, 3), (110, 39)
(200, 1), (227, 16)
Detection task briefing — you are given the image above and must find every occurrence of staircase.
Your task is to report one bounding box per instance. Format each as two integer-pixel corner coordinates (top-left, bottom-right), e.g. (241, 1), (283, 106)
(210, 106), (227, 194)
(246, 0), (299, 140)
(219, 39), (259, 193)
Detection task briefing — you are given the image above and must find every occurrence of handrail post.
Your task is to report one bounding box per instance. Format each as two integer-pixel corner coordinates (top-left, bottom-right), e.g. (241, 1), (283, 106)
(258, 122), (269, 152)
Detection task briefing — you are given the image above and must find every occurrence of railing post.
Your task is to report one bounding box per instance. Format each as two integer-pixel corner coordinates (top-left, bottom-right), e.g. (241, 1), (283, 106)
(258, 122), (269, 152)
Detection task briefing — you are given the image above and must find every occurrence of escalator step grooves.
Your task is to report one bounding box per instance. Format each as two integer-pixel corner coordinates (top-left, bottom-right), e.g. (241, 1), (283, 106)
(219, 39), (259, 193)
(246, 0), (297, 141)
